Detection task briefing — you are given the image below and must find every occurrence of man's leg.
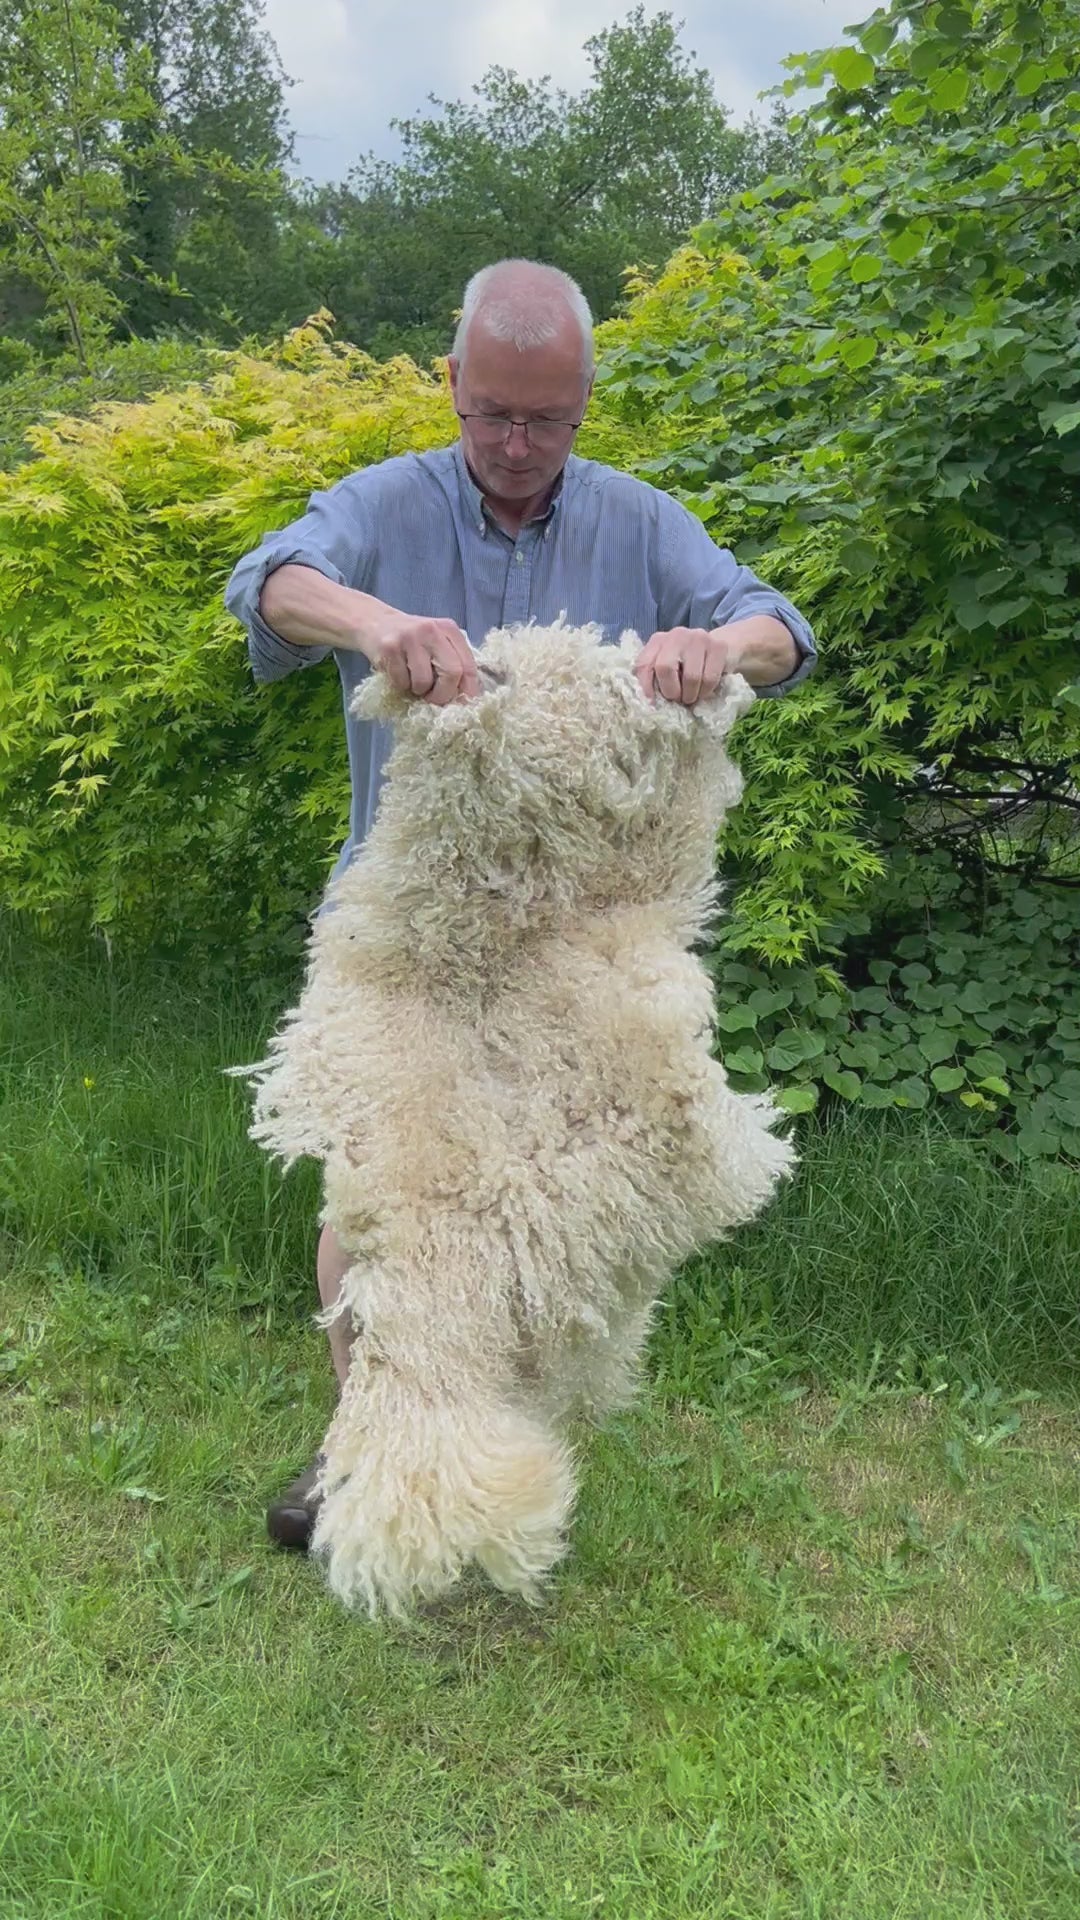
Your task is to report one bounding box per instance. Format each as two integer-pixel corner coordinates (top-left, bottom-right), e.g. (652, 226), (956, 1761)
(266, 1222), (352, 1549)
(317, 1221), (354, 1391)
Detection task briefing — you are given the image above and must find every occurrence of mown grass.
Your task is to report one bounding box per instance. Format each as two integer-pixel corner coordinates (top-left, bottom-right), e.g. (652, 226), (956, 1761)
(2, 917), (1080, 1917)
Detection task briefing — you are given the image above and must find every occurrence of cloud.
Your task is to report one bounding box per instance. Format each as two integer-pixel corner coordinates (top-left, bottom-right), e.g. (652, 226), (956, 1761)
(264, 0), (863, 185)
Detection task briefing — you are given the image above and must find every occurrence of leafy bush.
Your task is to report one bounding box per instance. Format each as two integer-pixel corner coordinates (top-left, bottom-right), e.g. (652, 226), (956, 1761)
(596, 0), (1080, 957)
(710, 869), (1080, 1163)
(0, 335), (219, 472)
(1, 0), (1078, 1072)
(0, 306), (807, 966)
(0, 318), (456, 964)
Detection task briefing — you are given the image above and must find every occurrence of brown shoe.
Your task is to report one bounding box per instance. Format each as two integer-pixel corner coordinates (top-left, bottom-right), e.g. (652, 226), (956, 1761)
(266, 1456), (324, 1552)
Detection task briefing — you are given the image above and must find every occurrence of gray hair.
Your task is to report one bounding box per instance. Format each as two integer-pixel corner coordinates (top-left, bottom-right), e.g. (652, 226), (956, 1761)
(452, 260), (595, 374)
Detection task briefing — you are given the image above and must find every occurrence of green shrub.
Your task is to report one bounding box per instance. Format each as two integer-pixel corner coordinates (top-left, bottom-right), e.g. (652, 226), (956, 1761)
(710, 869), (1080, 1163)
(595, 0), (1080, 957)
(0, 335), (219, 472)
(1, 0), (1077, 1034)
(0, 318), (456, 964)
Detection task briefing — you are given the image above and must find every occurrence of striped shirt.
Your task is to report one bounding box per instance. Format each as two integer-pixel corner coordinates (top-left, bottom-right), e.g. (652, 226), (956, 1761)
(224, 441), (817, 886)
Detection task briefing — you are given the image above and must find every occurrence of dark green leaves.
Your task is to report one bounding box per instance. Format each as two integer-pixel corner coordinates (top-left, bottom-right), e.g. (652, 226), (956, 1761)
(709, 880), (1080, 1163)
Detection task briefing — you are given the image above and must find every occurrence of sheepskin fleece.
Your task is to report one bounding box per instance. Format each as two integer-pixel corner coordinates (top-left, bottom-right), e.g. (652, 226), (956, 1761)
(238, 621), (794, 1615)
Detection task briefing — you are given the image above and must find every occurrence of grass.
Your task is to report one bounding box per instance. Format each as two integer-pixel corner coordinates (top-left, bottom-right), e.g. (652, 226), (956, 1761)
(2, 917), (1080, 1917)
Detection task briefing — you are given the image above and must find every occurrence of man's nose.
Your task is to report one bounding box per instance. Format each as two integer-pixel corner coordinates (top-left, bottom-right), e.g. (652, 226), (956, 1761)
(505, 420), (531, 453)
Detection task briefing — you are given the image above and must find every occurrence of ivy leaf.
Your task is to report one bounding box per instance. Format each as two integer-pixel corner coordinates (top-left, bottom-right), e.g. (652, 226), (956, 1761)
(861, 1083), (896, 1109)
(839, 337), (878, 372)
(900, 962), (932, 986)
(891, 89), (927, 125)
(969, 1049), (1007, 1078)
(858, 20), (896, 57)
(887, 228), (926, 266)
(931, 1065), (967, 1092)
(930, 69), (971, 111)
(823, 1067), (862, 1100)
(935, 5), (974, 39)
(1043, 405), (1080, 439)
(749, 987), (794, 1017)
(1017, 1125), (1059, 1158)
(776, 1084), (819, 1114)
(723, 1047), (765, 1077)
(767, 1029), (826, 1071)
(853, 987), (890, 1014)
(894, 1076), (930, 1109)
(918, 1030), (956, 1066)
(840, 535), (878, 573)
(910, 38), (946, 78)
(715, 1003), (759, 1033)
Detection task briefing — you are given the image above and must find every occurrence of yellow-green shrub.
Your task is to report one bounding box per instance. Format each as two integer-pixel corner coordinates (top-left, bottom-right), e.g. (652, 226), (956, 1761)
(0, 307), (840, 968)
(0, 319), (460, 963)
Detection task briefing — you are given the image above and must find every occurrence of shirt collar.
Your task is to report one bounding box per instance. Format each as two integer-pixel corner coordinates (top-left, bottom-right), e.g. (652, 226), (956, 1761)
(452, 439), (574, 538)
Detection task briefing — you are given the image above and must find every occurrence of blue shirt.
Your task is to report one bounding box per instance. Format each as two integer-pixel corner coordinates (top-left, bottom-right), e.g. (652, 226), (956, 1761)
(225, 441), (817, 884)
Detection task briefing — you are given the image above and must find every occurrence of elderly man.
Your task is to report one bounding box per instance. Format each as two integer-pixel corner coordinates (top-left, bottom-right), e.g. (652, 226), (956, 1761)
(225, 257), (816, 1550)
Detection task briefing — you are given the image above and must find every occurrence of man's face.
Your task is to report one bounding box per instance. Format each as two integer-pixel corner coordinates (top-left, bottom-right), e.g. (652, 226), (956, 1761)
(448, 322), (592, 505)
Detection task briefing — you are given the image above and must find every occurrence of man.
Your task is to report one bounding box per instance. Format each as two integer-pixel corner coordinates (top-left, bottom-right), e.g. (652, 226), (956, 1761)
(225, 257), (817, 1550)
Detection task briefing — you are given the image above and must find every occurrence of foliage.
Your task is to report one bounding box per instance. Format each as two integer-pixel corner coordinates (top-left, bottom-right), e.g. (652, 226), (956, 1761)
(0, 0), (302, 359)
(299, 7), (802, 360)
(0, 318), (455, 962)
(0, 0), (156, 366)
(0, 333), (217, 472)
(708, 867), (1080, 1164)
(111, 0), (299, 341)
(596, 0), (1080, 957)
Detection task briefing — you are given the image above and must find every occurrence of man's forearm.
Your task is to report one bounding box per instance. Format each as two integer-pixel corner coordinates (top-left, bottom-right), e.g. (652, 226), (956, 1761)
(720, 615), (800, 688)
(258, 563), (393, 660)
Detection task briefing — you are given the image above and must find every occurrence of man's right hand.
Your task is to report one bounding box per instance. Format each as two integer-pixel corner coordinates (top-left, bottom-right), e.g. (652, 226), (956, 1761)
(370, 614), (481, 707)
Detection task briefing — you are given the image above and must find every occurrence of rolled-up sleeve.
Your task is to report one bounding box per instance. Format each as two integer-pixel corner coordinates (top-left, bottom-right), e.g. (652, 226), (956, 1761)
(656, 499), (817, 697)
(224, 477), (372, 685)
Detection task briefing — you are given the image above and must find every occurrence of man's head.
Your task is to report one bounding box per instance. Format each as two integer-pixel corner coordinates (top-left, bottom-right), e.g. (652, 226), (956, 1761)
(448, 260), (595, 507)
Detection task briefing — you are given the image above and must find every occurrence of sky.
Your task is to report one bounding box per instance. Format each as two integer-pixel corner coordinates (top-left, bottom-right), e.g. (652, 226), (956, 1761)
(262, 0), (864, 186)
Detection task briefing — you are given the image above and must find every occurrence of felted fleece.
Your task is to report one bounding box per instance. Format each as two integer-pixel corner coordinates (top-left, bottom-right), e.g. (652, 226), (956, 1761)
(235, 621), (795, 1615)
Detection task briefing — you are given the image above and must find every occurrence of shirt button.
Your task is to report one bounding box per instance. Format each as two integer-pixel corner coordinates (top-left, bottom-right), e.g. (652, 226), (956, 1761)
(515, 550), (525, 565)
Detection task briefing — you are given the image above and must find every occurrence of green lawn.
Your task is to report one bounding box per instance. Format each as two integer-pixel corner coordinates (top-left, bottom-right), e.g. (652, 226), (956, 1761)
(2, 921), (1079, 1918)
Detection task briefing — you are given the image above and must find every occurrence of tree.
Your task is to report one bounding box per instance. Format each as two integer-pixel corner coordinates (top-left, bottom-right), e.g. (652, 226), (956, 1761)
(301, 8), (792, 359)
(0, 0), (154, 366)
(111, 0), (298, 338)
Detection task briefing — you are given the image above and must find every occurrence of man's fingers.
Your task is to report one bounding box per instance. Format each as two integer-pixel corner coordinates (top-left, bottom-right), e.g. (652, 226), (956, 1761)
(679, 633), (709, 707)
(380, 642), (412, 693)
(404, 632), (437, 699)
(438, 621), (481, 700)
(421, 623), (479, 706)
(654, 650), (684, 705)
(634, 634), (663, 704)
(637, 628), (727, 705)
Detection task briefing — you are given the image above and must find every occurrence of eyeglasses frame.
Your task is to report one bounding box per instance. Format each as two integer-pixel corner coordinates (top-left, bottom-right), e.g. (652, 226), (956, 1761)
(455, 409), (585, 447)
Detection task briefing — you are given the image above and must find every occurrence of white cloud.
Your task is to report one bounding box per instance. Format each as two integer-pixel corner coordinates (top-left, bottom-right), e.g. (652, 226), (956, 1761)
(265, 0), (867, 185)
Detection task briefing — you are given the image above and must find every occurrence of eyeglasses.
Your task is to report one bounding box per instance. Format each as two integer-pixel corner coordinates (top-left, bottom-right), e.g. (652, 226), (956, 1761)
(456, 410), (584, 449)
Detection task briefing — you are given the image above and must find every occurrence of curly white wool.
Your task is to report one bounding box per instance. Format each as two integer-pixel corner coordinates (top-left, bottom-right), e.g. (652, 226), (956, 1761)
(235, 622), (795, 1615)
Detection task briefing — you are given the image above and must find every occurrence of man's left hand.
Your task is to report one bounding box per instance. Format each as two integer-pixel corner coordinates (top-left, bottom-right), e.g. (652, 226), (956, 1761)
(635, 616), (799, 704)
(634, 626), (743, 707)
